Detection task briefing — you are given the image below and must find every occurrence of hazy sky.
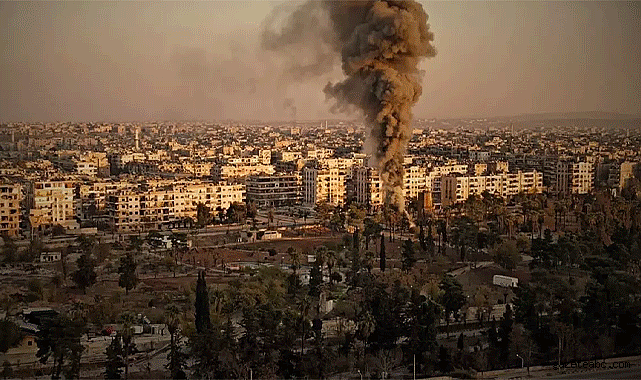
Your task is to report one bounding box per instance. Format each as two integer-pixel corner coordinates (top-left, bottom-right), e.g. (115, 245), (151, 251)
(1, 1), (640, 122)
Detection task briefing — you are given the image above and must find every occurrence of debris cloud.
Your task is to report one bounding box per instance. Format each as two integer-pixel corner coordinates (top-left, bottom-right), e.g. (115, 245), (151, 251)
(262, 0), (436, 214)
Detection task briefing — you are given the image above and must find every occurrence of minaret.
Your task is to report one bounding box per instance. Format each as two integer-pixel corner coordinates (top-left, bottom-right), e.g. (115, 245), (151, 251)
(135, 127), (140, 151)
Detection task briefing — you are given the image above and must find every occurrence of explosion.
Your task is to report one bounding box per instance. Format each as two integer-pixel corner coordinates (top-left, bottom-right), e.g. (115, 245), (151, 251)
(263, 0), (436, 217)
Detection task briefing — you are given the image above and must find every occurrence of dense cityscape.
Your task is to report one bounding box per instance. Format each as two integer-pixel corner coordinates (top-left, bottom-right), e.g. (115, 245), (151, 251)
(2, 0), (641, 379)
(1, 115), (640, 379)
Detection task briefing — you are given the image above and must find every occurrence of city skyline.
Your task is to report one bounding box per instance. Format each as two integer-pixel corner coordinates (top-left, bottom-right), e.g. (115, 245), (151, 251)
(2, 0), (640, 123)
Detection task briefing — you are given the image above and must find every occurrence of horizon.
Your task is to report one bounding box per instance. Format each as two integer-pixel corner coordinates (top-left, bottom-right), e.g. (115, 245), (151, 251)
(1, 1), (640, 123)
(1, 109), (640, 125)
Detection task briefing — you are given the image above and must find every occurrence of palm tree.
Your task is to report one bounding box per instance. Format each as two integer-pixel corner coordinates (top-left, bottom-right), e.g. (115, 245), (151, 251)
(315, 246), (328, 275)
(326, 248), (338, 284)
(288, 248), (301, 274)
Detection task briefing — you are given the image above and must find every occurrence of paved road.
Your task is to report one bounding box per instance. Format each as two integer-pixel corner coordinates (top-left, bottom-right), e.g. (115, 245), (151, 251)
(549, 365), (641, 379)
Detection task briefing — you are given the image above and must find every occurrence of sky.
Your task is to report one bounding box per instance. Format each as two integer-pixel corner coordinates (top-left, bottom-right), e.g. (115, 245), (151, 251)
(1, 0), (640, 122)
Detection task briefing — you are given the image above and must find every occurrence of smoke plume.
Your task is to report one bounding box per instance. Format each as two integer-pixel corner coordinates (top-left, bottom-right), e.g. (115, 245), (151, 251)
(283, 98), (297, 121)
(262, 0), (436, 214)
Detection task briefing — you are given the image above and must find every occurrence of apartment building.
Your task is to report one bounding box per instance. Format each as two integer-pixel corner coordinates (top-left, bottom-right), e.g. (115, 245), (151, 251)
(212, 157), (275, 180)
(301, 157), (368, 206)
(441, 170), (543, 206)
(106, 182), (245, 232)
(548, 161), (593, 195)
(353, 166), (382, 208)
(303, 166), (348, 206)
(426, 163), (469, 205)
(608, 161), (636, 191)
(28, 181), (77, 230)
(246, 174), (300, 208)
(75, 161), (98, 177)
(0, 183), (21, 238)
(182, 162), (214, 177)
(404, 165), (428, 200)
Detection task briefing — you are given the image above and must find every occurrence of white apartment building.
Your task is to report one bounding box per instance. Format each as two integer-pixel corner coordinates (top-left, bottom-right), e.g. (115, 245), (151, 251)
(404, 165), (428, 200)
(75, 161), (98, 177)
(353, 163), (471, 209)
(0, 183), (21, 238)
(28, 181), (77, 230)
(106, 182), (245, 232)
(302, 156), (366, 206)
(303, 166), (348, 206)
(441, 170), (543, 206)
(212, 157), (275, 180)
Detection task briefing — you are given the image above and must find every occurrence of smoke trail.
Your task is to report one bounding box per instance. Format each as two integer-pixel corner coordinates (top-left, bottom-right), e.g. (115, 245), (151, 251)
(262, 0), (436, 214)
(283, 98), (297, 120)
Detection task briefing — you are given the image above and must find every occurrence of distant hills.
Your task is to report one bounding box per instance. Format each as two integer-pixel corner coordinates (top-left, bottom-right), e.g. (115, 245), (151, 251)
(499, 111), (640, 121)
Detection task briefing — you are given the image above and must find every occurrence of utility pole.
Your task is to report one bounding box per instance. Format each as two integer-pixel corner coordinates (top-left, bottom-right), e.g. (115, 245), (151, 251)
(413, 354), (416, 380)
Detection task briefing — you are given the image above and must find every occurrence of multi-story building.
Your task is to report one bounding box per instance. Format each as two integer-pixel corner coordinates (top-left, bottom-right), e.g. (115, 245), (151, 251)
(182, 162), (214, 177)
(608, 161), (636, 191)
(404, 165), (428, 200)
(303, 166), (348, 206)
(353, 166), (382, 208)
(212, 157), (275, 180)
(302, 156), (366, 206)
(28, 181), (77, 231)
(246, 174), (300, 208)
(548, 161), (593, 195)
(441, 170), (543, 206)
(106, 182), (245, 232)
(75, 161), (98, 177)
(0, 182), (21, 238)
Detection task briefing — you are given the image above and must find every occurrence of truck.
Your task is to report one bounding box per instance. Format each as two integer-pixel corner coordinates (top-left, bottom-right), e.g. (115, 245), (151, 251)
(493, 274), (519, 288)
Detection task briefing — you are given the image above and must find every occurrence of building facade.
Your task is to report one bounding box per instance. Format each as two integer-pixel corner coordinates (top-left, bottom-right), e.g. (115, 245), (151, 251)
(246, 174), (300, 208)
(0, 183), (21, 238)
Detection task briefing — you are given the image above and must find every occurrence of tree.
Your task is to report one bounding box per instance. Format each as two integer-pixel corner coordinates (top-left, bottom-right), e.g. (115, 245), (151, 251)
(353, 227), (360, 254)
(196, 202), (211, 228)
(165, 305), (187, 379)
(76, 234), (95, 255)
(118, 252), (138, 295)
(402, 238), (416, 272)
(308, 263), (323, 297)
(439, 275), (466, 336)
(36, 314), (86, 380)
(406, 295), (440, 374)
(380, 232), (386, 272)
(195, 271), (212, 334)
(226, 202), (247, 225)
(0, 320), (22, 353)
(119, 313), (137, 380)
(363, 218), (382, 251)
(451, 217), (478, 262)
(1, 361), (12, 379)
(105, 335), (124, 379)
(437, 345), (452, 374)
(267, 208), (275, 227)
(491, 240), (522, 270)
(1, 239), (17, 263)
(314, 201), (332, 227)
(72, 253), (97, 294)
(497, 304), (513, 365)
(287, 247), (301, 274)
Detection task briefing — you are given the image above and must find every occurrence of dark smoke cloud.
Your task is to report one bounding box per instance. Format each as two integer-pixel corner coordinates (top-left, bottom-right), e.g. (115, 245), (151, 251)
(261, 1), (338, 81)
(283, 98), (297, 121)
(262, 0), (436, 213)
